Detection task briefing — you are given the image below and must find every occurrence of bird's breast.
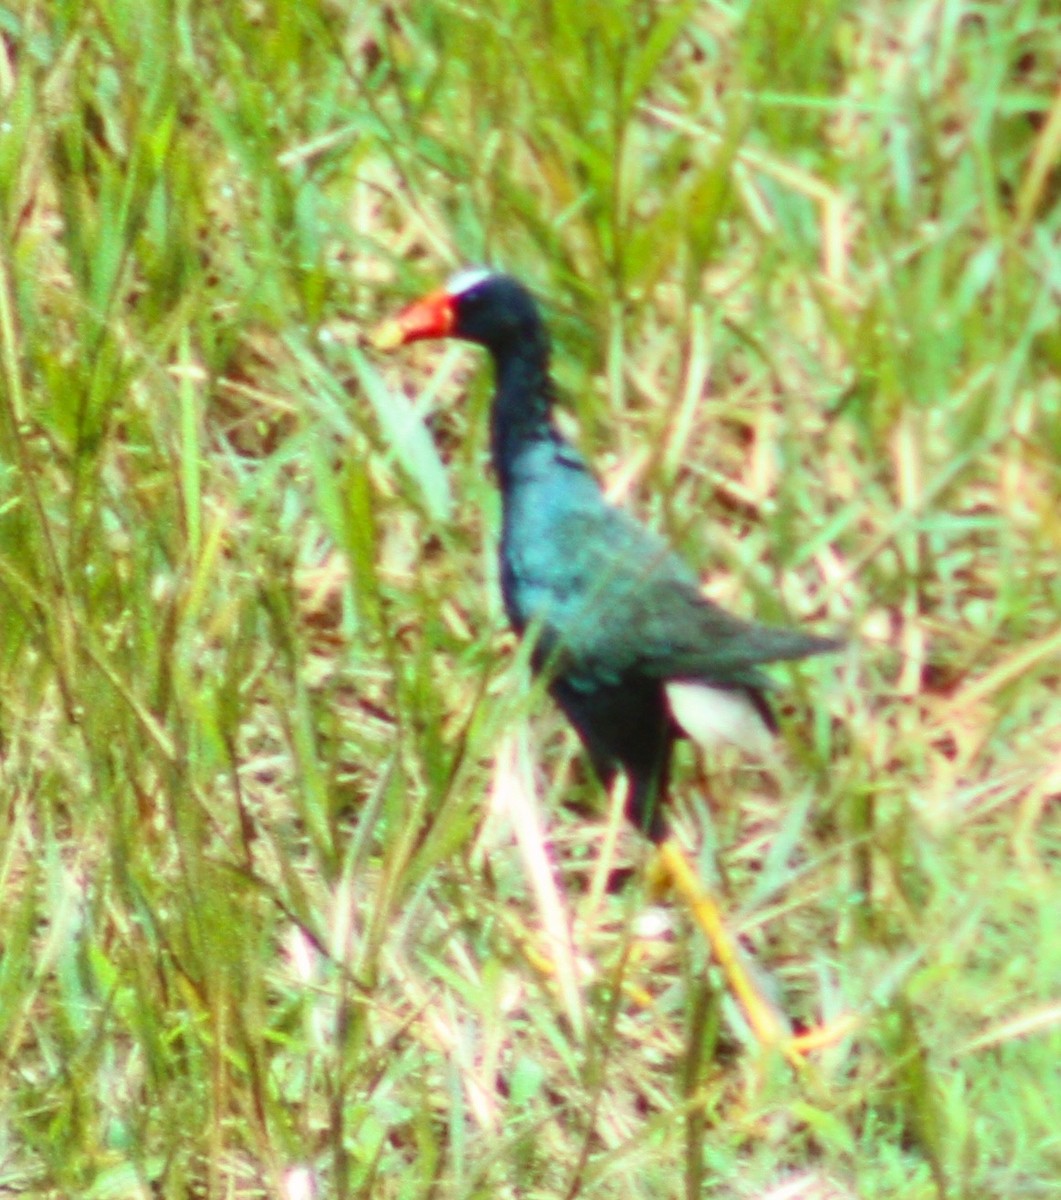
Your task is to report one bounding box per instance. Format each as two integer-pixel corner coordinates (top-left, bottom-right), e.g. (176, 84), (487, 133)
(497, 454), (602, 636)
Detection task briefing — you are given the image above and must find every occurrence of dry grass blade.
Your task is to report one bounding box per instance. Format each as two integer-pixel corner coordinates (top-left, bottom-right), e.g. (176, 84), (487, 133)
(490, 730), (586, 1041)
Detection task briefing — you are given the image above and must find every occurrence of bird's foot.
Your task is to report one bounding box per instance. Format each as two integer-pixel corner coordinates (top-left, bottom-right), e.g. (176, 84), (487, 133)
(789, 1013), (860, 1056)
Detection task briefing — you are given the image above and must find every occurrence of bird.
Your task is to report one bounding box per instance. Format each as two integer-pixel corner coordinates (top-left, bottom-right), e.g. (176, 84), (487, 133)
(373, 269), (844, 1055)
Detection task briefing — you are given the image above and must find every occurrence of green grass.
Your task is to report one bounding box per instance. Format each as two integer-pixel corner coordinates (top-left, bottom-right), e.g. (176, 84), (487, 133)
(0, 0), (1059, 1196)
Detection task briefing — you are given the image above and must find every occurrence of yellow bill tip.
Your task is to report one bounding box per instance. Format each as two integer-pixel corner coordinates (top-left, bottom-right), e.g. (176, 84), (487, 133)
(369, 318), (407, 351)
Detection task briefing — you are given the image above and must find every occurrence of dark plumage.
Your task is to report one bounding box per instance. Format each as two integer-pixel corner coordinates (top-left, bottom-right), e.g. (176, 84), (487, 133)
(376, 269), (841, 840)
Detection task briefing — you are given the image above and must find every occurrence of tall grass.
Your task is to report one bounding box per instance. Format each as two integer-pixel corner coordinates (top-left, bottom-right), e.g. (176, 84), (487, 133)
(0, 1), (1058, 1196)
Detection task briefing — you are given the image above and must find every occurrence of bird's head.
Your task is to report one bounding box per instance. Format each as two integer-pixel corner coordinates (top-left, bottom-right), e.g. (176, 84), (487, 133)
(373, 269), (543, 354)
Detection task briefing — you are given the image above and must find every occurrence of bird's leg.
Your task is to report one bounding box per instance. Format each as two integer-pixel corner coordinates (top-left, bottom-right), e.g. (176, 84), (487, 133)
(653, 837), (804, 1064)
(655, 839), (859, 1061)
(628, 752), (800, 1058)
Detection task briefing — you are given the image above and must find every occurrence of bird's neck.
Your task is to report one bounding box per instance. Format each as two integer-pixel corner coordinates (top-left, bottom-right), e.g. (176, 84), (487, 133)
(488, 337), (558, 486)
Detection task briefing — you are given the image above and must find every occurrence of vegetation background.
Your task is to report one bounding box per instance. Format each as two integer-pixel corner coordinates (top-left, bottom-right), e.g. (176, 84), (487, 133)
(0, 0), (1058, 1196)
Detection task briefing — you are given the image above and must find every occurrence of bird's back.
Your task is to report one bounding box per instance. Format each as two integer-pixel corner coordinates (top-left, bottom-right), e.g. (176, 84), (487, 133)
(499, 438), (838, 695)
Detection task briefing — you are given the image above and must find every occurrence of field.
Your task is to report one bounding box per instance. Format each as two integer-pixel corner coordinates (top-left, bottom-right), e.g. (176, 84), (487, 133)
(0, 1), (1059, 1196)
